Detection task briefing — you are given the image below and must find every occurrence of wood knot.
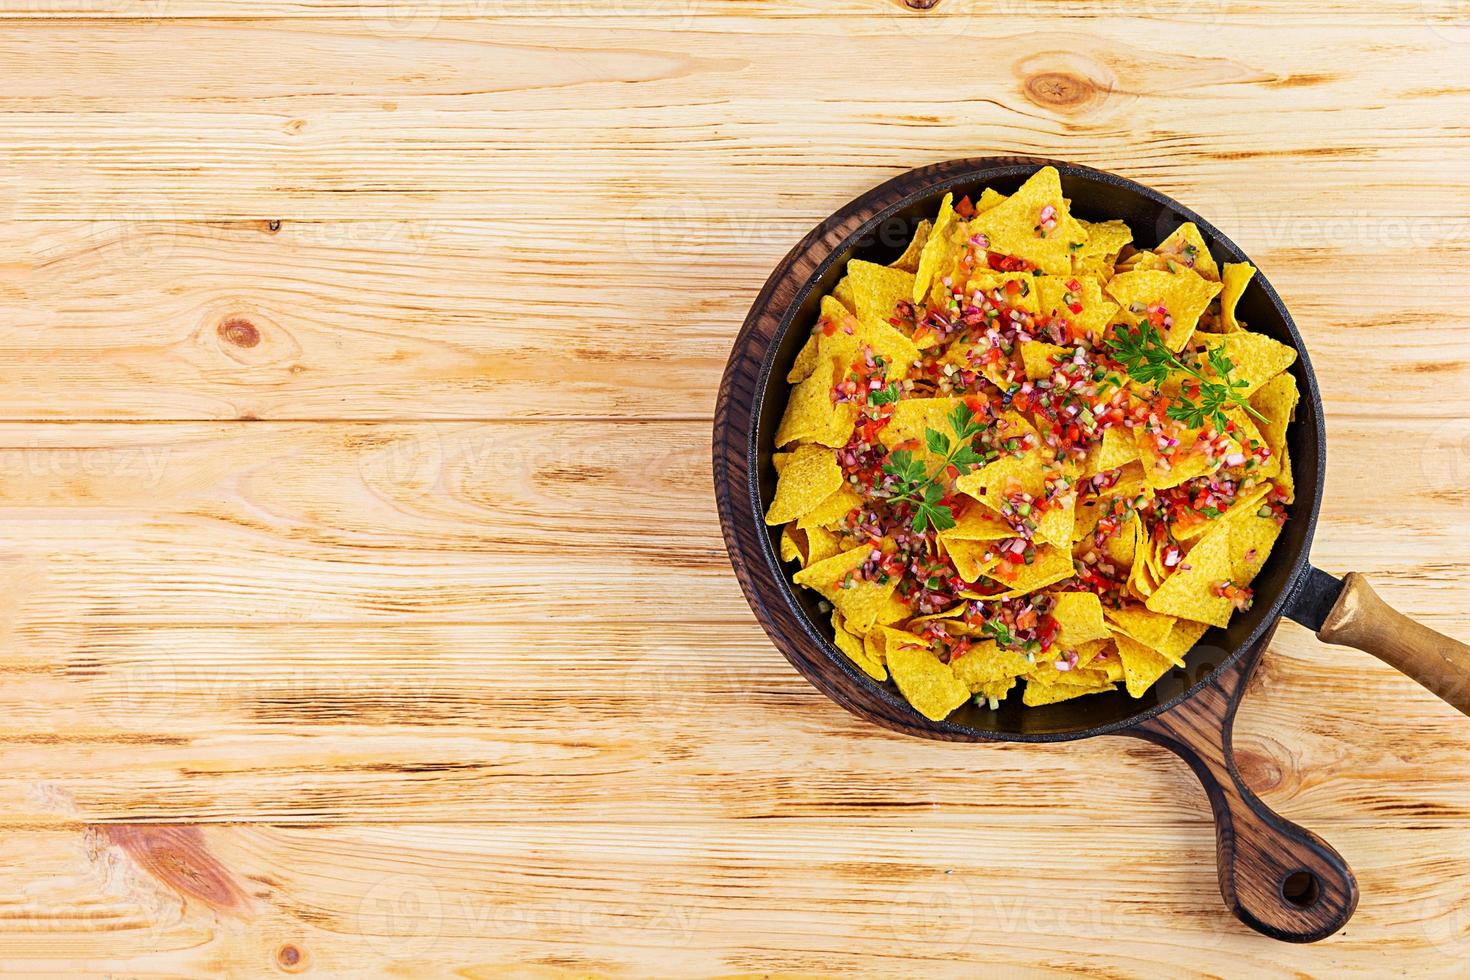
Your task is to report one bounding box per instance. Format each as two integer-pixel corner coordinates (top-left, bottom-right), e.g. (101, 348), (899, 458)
(1015, 52), (1118, 118)
(1025, 71), (1093, 108)
(276, 943), (307, 972)
(902, 0), (941, 8)
(218, 318), (260, 348)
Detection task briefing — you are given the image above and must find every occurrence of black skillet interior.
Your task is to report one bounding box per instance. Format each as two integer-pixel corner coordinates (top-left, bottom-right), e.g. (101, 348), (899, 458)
(754, 161), (1326, 739)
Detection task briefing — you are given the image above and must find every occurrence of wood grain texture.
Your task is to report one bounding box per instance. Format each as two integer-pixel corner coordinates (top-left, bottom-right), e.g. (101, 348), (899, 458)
(1, 0), (1468, 971)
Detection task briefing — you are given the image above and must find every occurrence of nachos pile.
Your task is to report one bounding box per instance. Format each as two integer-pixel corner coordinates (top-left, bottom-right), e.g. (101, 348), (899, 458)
(768, 167), (1298, 719)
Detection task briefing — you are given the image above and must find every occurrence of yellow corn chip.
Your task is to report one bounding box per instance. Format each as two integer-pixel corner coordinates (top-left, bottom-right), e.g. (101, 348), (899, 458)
(1219, 261), (1255, 332)
(1114, 632), (1175, 697)
(968, 166), (1088, 275)
(793, 544), (900, 633)
(1250, 371), (1298, 470)
(981, 546), (1076, 596)
(848, 259), (915, 330)
(1035, 492), (1076, 549)
(887, 645), (971, 721)
(1158, 619), (1211, 667)
(975, 188), (1007, 213)
(1089, 426), (1141, 475)
(806, 526), (841, 566)
(788, 332), (822, 384)
(1175, 480), (1272, 542)
(1106, 269), (1222, 352)
(832, 275), (855, 313)
(955, 450), (1047, 511)
(797, 482), (862, 531)
(1105, 604), (1175, 648)
(973, 675), (1017, 704)
(766, 444), (844, 525)
(1074, 218), (1132, 261)
(913, 192), (957, 304)
(882, 397), (962, 467)
(950, 640), (1032, 689)
(1036, 275), (1118, 340)
(775, 356), (859, 448)
(832, 610), (887, 681)
(1020, 340), (1069, 380)
(780, 524), (806, 565)
(1277, 442), (1294, 503)
(941, 505), (1014, 543)
(890, 219), (932, 274)
(1144, 524), (1234, 626)
(1146, 222), (1220, 281)
(946, 538), (1004, 583)
(1023, 676), (1115, 706)
(1196, 332), (1296, 399)
(1228, 507), (1283, 583)
(1052, 591), (1111, 646)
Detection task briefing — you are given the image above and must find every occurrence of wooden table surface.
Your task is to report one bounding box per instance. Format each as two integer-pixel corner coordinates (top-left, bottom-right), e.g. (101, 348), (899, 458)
(2, 1), (1469, 975)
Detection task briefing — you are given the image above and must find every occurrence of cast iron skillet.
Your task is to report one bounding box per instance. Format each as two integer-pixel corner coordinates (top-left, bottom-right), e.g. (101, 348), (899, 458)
(713, 157), (1470, 943)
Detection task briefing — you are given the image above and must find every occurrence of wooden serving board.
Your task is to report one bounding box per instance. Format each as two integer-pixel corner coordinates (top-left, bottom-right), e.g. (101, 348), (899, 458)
(0, 2), (1468, 974)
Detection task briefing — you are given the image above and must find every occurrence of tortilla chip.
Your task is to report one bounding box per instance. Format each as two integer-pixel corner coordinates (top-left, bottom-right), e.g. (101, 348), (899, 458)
(1036, 275), (1118, 340)
(887, 645), (971, 721)
(1052, 591), (1111, 646)
(1174, 480), (1272, 542)
(976, 188), (1007, 213)
(890, 219), (932, 274)
(788, 332), (823, 385)
(775, 356), (858, 448)
(950, 640), (1032, 689)
(1276, 442), (1295, 503)
(766, 444), (844, 525)
(882, 397), (962, 467)
(1074, 218), (1132, 261)
(832, 275), (855, 313)
(1249, 372), (1298, 471)
(955, 450), (1047, 511)
(1023, 676), (1115, 706)
(805, 525), (841, 566)
(1114, 632), (1175, 697)
(793, 544), (900, 633)
(780, 524), (806, 565)
(1144, 525), (1234, 626)
(1106, 269), (1222, 352)
(946, 538), (1004, 582)
(913, 192), (958, 304)
(1145, 222), (1220, 281)
(797, 482), (862, 531)
(1196, 332), (1296, 399)
(940, 505), (1015, 544)
(1105, 604), (1175, 648)
(1228, 507), (1283, 583)
(980, 546), (1076, 596)
(848, 260), (915, 330)
(1136, 427), (1223, 491)
(1158, 619), (1211, 667)
(832, 611), (887, 681)
(1020, 340), (1069, 381)
(967, 166), (1088, 275)
(1219, 261), (1255, 332)
(1035, 493), (1077, 549)
(1087, 426), (1140, 475)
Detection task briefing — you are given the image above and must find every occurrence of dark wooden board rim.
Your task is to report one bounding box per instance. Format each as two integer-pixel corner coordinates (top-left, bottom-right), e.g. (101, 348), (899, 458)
(713, 157), (1353, 941)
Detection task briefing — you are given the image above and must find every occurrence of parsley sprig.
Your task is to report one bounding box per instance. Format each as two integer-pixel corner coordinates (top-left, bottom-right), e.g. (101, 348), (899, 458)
(1106, 321), (1267, 430)
(881, 403), (987, 533)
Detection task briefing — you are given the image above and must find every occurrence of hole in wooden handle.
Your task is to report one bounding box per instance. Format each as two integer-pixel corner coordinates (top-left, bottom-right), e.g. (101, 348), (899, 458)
(1281, 870), (1322, 909)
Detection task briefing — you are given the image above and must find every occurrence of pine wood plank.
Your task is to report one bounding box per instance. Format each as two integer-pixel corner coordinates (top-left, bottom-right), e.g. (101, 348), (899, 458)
(0, 19), (1465, 221)
(2, 820), (1468, 975)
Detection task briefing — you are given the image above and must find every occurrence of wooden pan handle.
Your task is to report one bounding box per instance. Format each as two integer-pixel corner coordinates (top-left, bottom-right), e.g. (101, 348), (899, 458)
(1123, 640), (1357, 942)
(1318, 572), (1470, 717)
